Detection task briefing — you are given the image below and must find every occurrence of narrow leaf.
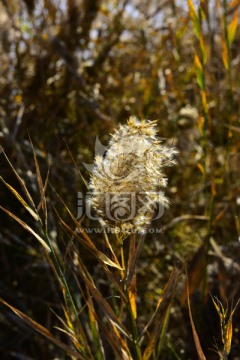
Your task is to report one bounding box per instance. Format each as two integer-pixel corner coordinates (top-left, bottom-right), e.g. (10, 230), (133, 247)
(98, 253), (123, 270)
(228, 10), (238, 45)
(224, 318), (233, 354)
(28, 136), (48, 229)
(188, 0), (200, 38)
(81, 273), (131, 339)
(0, 205), (51, 252)
(127, 234), (137, 319)
(0, 146), (35, 208)
(142, 269), (180, 360)
(200, 34), (207, 64)
(194, 54), (202, 71)
(0, 176), (39, 221)
(126, 234), (145, 285)
(186, 273), (206, 360)
(0, 298), (85, 359)
(222, 39), (229, 70)
(57, 214), (122, 270)
(50, 185), (122, 270)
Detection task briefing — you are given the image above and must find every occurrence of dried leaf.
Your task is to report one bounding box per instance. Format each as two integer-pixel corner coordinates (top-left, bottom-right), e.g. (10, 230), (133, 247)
(197, 162), (205, 175)
(127, 234), (137, 319)
(0, 146), (35, 209)
(228, 10), (238, 45)
(221, 39), (229, 70)
(0, 298), (85, 359)
(126, 234), (145, 286)
(188, 0), (200, 38)
(182, 245), (206, 305)
(200, 34), (207, 64)
(50, 188), (122, 270)
(186, 274), (206, 360)
(81, 273), (131, 340)
(194, 54), (203, 71)
(142, 269), (180, 360)
(0, 205), (51, 252)
(224, 318), (233, 354)
(28, 136), (48, 229)
(0, 176), (39, 221)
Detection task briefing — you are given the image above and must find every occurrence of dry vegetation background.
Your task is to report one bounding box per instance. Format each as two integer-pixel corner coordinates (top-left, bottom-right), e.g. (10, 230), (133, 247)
(0, 0), (240, 359)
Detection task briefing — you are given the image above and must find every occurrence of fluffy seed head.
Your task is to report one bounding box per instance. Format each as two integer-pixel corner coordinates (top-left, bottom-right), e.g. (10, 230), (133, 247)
(88, 116), (177, 234)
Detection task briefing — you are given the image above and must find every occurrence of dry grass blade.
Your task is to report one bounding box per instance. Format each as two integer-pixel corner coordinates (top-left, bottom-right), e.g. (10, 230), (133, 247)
(50, 185), (122, 269)
(57, 212), (122, 270)
(28, 135), (48, 228)
(80, 271), (131, 340)
(0, 298), (86, 359)
(126, 234), (145, 286)
(186, 272), (206, 360)
(127, 233), (137, 320)
(0, 145), (35, 209)
(50, 306), (88, 354)
(211, 295), (240, 355)
(0, 176), (39, 221)
(63, 138), (88, 188)
(157, 300), (172, 357)
(86, 303), (105, 360)
(89, 306), (133, 360)
(228, 10), (238, 45)
(188, 0), (200, 38)
(142, 269), (180, 360)
(181, 245), (206, 305)
(73, 269), (107, 360)
(103, 227), (119, 266)
(58, 215), (126, 301)
(0, 205), (51, 252)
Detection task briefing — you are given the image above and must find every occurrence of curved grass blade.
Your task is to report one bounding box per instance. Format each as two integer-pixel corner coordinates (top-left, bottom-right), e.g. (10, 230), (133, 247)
(0, 145), (36, 209)
(0, 176), (39, 221)
(0, 205), (51, 252)
(0, 297), (86, 359)
(186, 272), (206, 360)
(142, 269), (180, 360)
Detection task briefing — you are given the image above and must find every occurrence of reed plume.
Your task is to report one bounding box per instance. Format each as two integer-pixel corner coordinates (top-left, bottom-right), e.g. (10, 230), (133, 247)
(89, 116), (177, 234)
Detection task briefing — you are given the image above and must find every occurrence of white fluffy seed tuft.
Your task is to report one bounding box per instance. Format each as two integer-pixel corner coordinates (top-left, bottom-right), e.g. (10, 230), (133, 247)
(88, 116), (177, 234)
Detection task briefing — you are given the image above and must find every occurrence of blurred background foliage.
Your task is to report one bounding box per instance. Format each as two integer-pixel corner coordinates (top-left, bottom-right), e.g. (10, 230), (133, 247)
(0, 0), (240, 359)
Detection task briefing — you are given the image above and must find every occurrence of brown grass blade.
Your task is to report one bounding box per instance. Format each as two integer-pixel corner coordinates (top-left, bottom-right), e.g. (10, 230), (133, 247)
(57, 213), (122, 270)
(126, 234), (145, 286)
(50, 185), (122, 270)
(211, 295), (240, 355)
(127, 234), (137, 319)
(228, 10), (239, 45)
(91, 306), (133, 360)
(188, 0), (200, 38)
(63, 138), (88, 188)
(74, 256), (131, 360)
(142, 269), (180, 360)
(0, 298), (87, 359)
(0, 176), (39, 221)
(0, 145), (35, 209)
(186, 272), (206, 360)
(58, 216), (127, 301)
(103, 227), (119, 267)
(181, 245), (206, 305)
(28, 136), (48, 228)
(0, 205), (51, 252)
(80, 271), (131, 340)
